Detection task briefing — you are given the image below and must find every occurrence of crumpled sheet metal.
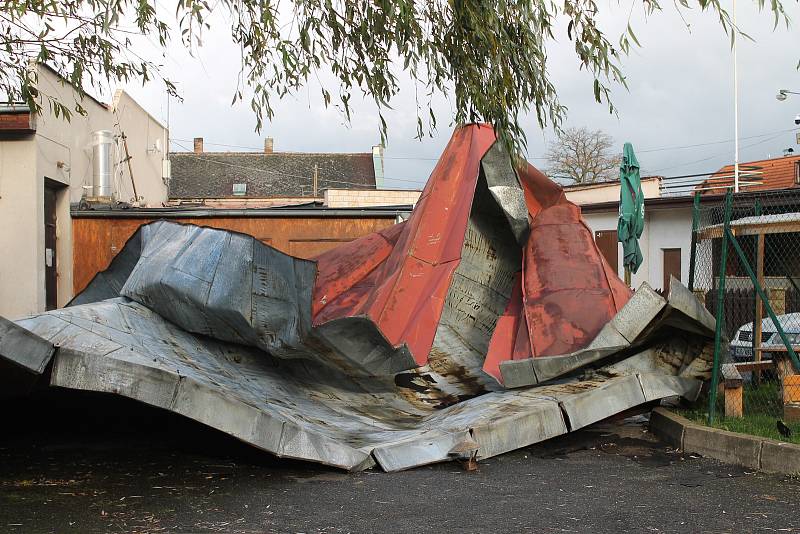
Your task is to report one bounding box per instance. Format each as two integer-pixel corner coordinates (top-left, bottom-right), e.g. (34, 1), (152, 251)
(0, 124), (715, 471)
(10, 295), (702, 471)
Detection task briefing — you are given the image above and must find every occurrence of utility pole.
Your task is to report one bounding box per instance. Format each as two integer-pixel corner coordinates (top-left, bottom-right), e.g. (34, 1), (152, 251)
(733, 0), (740, 193)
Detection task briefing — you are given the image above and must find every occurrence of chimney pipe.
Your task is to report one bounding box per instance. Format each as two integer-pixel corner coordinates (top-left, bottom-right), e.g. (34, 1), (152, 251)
(372, 145), (384, 189)
(264, 137), (274, 153)
(194, 137), (203, 154)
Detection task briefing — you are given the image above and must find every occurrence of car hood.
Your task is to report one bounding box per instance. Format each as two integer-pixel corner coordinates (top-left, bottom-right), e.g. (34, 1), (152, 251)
(738, 312), (800, 333)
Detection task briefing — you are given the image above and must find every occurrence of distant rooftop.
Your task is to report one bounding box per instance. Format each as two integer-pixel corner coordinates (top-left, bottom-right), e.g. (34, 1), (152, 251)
(169, 137), (378, 199)
(697, 155), (800, 195)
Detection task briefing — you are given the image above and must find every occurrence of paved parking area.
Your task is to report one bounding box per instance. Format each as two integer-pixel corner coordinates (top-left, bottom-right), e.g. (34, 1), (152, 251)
(2, 391), (799, 533)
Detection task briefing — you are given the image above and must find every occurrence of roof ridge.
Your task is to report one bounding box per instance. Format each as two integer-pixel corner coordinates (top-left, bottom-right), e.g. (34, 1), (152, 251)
(169, 151), (373, 157)
(713, 154), (800, 173)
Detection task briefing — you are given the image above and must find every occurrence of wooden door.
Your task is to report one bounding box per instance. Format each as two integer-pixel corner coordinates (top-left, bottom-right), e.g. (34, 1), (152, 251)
(595, 230), (618, 275)
(44, 185), (58, 310)
(663, 248), (681, 292)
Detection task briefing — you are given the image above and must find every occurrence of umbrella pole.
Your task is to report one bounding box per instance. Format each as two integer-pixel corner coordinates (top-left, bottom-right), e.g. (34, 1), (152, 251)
(624, 267), (631, 288)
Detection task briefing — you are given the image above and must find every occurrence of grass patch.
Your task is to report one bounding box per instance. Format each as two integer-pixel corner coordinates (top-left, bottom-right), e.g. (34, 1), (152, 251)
(677, 381), (800, 444)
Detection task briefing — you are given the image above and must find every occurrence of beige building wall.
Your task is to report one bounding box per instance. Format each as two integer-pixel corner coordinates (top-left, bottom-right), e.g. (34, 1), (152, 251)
(0, 139), (38, 317)
(325, 188), (421, 208)
(565, 177), (661, 205)
(0, 64), (167, 319)
(111, 90), (169, 205)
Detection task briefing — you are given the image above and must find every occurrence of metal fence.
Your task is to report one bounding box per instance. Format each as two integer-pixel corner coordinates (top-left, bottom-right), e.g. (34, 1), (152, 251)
(690, 187), (800, 438)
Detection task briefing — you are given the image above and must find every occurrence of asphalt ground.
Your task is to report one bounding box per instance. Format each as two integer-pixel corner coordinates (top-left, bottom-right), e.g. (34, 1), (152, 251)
(1, 390), (799, 534)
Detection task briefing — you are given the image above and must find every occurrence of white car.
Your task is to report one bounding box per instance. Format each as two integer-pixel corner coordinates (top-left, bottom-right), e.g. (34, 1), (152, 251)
(729, 312), (800, 362)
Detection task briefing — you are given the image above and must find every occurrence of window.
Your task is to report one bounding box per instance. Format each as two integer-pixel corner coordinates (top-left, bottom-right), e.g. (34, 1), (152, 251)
(232, 183), (247, 196)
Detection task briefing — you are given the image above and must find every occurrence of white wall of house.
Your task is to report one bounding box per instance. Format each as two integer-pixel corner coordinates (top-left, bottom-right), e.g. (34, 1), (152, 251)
(580, 205), (693, 291)
(0, 64), (167, 319)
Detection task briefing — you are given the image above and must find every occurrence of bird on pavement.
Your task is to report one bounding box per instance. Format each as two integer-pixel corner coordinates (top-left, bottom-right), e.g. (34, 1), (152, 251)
(777, 419), (792, 439)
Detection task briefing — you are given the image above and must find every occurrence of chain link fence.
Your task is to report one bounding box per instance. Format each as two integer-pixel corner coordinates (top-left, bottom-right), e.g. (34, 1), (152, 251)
(690, 187), (800, 441)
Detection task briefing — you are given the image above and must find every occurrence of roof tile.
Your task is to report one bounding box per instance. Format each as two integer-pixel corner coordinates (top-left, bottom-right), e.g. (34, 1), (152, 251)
(168, 151), (376, 198)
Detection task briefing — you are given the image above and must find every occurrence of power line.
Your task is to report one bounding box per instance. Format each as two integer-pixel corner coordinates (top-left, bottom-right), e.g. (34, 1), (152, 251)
(652, 131), (793, 173)
(637, 127), (798, 154)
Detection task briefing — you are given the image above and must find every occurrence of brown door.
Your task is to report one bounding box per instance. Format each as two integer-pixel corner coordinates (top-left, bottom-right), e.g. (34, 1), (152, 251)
(663, 248), (681, 291)
(595, 230), (618, 275)
(44, 184), (58, 310)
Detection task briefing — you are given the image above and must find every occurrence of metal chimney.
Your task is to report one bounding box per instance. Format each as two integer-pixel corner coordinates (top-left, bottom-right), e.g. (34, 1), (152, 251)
(91, 130), (114, 198)
(372, 145), (384, 189)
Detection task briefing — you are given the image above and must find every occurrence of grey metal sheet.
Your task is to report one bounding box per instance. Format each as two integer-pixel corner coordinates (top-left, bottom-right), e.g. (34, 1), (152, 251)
(480, 141), (530, 245)
(498, 358), (537, 389)
(529, 346), (626, 384)
(534, 375), (648, 431)
(600, 283), (666, 344)
(0, 315), (55, 373)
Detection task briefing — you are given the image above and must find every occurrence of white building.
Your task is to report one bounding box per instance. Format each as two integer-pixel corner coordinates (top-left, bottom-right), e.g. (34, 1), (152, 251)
(564, 177), (694, 292)
(0, 64), (168, 318)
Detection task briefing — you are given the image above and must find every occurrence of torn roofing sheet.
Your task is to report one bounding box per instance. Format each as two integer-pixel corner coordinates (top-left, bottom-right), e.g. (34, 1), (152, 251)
(312, 125), (631, 381)
(0, 124), (715, 471)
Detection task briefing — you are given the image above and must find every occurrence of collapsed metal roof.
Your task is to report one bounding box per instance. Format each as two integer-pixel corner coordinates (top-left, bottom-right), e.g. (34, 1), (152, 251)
(0, 125), (715, 471)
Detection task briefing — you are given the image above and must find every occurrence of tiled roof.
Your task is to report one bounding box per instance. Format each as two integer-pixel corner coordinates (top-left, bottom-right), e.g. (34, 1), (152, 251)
(168, 151), (376, 198)
(699, 155), (800, 194)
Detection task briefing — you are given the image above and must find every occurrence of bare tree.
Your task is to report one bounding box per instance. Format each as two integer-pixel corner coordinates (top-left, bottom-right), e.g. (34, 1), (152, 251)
(545, 127), (621, 185)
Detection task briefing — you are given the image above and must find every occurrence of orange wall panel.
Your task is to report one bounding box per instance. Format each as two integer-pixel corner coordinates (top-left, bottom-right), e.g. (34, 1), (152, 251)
(72, 216), (395, 296)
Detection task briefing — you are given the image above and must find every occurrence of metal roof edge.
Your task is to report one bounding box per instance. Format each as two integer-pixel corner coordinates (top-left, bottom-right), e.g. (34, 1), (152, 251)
(70, 205), (412, 218)
(577, 194), (720, 213)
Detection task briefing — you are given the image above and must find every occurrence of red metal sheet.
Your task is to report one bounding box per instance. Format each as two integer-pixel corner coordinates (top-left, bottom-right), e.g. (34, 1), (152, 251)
(312, 125), (496, 365)
(481, 158), (632, 380)
(312, 123), (632, 381)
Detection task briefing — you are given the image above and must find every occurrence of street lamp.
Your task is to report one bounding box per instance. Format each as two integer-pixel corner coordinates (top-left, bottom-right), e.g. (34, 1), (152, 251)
(776, 89), (800, 101)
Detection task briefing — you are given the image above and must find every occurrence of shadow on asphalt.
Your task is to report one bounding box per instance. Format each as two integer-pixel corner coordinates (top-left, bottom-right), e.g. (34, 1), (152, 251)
(2, 388), (799, 533)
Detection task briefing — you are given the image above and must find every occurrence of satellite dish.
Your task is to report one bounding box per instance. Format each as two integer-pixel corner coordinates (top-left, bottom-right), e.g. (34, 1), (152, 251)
(148, 138), (163, 154)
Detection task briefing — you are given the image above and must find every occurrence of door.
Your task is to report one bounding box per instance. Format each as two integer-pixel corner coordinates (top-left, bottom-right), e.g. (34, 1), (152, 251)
(44, 184), (58, 310)
(595, 230), (618, 275)
(663, 248), (681, 292)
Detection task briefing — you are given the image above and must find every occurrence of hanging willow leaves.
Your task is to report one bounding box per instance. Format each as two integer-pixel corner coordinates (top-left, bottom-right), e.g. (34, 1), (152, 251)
(0, 0), (790, 153)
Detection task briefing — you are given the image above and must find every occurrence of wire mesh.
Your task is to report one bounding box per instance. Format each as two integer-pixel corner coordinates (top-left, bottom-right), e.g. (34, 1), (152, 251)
(691, 187), (800, 442)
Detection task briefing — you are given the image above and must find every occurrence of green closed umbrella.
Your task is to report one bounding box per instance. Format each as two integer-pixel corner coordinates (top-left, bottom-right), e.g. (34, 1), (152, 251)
(617, 142), (644, 284)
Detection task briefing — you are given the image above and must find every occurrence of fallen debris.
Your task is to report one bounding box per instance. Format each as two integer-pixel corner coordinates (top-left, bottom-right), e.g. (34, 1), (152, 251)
(0, 124), (715, 471)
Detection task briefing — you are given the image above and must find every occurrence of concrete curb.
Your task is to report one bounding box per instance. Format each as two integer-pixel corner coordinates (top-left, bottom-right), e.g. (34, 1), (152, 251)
(649, 407), (800, 475)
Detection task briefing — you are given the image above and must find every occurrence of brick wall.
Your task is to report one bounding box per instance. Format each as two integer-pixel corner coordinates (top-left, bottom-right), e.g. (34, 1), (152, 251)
(325, 189), (421, 208)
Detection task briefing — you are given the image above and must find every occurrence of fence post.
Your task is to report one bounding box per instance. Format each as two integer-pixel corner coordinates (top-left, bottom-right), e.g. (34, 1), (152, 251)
(753, 199), (762, 383)
(688, 192), (700, 292)
(708, 188), (733, 424)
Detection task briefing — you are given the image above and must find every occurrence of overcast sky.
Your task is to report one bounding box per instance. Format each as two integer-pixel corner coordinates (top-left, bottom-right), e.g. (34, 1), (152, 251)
(125, 0), (800, 191)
